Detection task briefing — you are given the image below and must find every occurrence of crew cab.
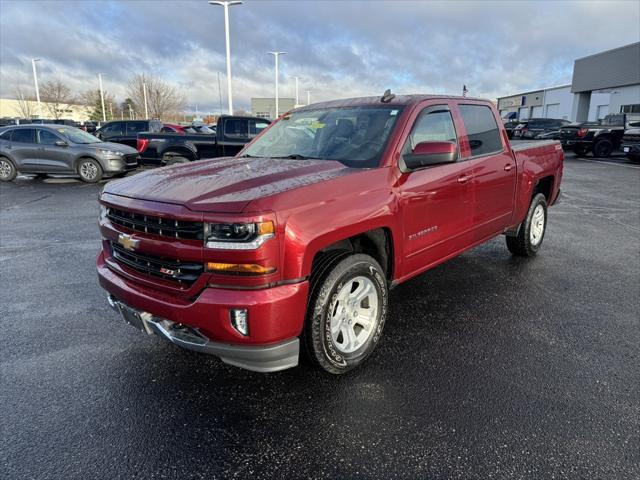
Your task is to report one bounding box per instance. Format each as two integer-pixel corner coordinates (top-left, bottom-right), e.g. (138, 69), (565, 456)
(559, 113), (629, 157)
(97, 94), (563, 374)
(95, 120), (163, 148)
(621, 127), (640, 161)
(136, 115), (270, 165)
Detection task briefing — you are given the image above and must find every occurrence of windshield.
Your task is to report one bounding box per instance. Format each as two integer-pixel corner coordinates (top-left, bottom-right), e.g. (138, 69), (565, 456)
(56, 127), (102, 144)
(242, 106), (403, 168)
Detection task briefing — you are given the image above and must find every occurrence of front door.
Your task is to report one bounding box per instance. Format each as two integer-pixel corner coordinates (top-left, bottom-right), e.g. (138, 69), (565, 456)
(36, 129), (71, 172)
(397, 104), (475, 277)
(456, 104), (516, 239)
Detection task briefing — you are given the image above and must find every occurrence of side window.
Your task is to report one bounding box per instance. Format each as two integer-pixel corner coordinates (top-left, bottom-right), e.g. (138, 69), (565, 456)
(38, 129), (61, 145)
(248, 120), (269, 138)
(224, 119), (249, 140)
(151, 122), (162, 133)
(11, 128), (36, 144)
(101, 122), (123, 137)
(402, 108), (457, 154)
(458, 105), (503, 157)
(126, 121), (147, 135)
(0, 129), (11, 140)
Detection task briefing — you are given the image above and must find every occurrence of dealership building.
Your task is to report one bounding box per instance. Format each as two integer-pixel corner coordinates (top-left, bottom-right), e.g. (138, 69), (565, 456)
(498, 42), (640, 122)
(251, 97), (296, 120)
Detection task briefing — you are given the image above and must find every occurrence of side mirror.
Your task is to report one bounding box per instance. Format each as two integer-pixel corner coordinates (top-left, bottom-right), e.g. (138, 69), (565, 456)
(54, 140), (69, 147)
(400, 141), (458, 172)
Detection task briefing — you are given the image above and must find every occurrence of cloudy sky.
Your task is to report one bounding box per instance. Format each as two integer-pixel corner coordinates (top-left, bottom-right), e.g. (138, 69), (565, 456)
(1, 0), (639, 114)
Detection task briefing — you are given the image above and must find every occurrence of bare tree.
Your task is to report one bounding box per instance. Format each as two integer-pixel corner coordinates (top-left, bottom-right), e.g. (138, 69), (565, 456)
(127, 73), (185, 121)
(39, 80), (76, 119)
(15, 88), (36, 118)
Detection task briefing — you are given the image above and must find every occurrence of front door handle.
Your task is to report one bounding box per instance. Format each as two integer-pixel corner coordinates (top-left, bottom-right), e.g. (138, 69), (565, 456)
(457, 174), (472, 184)
(504, 163), (513, 171)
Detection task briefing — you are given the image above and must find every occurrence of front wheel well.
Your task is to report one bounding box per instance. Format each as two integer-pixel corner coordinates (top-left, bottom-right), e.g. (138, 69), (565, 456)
(313, 228), (394, 282)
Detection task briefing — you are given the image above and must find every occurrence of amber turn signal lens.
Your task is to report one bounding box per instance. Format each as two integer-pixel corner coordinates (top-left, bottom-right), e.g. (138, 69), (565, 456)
(206, 262), (276, 275)
(257, 221), (275, 235)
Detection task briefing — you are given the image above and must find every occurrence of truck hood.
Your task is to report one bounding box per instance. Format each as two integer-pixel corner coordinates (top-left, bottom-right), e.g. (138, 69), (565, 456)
(103, 156), (353, 213)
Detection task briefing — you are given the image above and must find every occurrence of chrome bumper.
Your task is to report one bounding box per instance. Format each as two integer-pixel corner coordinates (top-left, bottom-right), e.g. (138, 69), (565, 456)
(107, 295), (299, 373)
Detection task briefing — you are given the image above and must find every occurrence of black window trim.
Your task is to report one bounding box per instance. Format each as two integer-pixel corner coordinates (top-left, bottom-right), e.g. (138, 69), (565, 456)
(9, 127), (37, 144)
(458, 103), (505, 160)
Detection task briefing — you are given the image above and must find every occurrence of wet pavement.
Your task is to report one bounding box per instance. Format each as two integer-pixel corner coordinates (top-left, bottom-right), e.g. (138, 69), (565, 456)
(1, 153), (638, 479)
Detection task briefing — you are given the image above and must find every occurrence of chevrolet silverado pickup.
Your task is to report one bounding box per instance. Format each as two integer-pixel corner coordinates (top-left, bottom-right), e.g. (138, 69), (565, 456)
(97, 94), (563, 374)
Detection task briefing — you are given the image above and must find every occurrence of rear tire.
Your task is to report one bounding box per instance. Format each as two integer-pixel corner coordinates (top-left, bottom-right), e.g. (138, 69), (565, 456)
(162, 153), (191, 166)
(304, 253), (388, 374)
(77, 158), (103, 183)
(592, 138), (613, 158)
(0, 157), (17, 181)
(506, 193), (548, 257)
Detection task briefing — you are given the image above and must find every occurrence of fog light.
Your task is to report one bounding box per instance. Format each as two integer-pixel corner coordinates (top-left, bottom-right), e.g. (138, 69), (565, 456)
(230, 309), (249, 336)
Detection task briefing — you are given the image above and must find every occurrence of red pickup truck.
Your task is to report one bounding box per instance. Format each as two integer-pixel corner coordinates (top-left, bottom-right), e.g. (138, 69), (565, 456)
(97, 94), (563, 374)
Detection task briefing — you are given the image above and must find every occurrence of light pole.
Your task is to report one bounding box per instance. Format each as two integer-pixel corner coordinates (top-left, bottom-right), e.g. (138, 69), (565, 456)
(294, 76), (300, 106)
(98, 73), (106, 122)
(268, 51), (286, 118)
(31, 58), (41, 117)
(209, 1), (242, 115)
(142, 81), (149, 119)
(306, 90), (311, 105)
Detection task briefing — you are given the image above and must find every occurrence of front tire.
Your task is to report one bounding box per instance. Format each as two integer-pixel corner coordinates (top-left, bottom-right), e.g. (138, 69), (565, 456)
(77, 158), (103, 183)
(0, 157), (17, 182)
(506, 193), (548, 257)
(304, 253), (388, 374)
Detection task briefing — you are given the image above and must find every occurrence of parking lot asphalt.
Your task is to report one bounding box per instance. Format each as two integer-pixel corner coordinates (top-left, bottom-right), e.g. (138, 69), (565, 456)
(1, 153), (638, 480)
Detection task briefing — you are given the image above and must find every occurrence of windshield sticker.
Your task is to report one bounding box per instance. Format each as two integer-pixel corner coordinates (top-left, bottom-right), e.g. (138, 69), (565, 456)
(309, 121), (325, 130)
(390, 110), (398, 116)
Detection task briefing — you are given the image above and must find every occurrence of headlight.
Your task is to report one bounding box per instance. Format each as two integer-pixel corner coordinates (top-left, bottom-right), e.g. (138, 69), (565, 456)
(205, 221), (274, 249)
(99, 204), (109, 223)
(98, 148), (124, 156)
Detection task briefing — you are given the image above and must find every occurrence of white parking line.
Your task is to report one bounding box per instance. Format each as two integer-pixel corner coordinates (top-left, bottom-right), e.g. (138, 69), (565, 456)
(577, 158), (640, 170)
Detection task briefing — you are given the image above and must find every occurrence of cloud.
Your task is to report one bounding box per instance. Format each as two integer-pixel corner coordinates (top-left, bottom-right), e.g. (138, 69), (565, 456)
(1, 0), (638, 114)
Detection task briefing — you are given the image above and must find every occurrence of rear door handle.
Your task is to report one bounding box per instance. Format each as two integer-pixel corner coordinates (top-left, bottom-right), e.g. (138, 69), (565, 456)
(504, 163), (513, 171)
(457, 174), (472, 184)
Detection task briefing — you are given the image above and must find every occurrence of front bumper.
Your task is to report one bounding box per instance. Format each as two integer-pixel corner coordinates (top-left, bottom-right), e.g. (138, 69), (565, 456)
(101, 155), (139, 173)
(108, 295), (299, 372)
(97, 251), (309, 372)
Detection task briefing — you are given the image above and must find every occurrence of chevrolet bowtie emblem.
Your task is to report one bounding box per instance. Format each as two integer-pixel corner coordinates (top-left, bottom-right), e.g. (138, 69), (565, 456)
(118, 233), (140, 251)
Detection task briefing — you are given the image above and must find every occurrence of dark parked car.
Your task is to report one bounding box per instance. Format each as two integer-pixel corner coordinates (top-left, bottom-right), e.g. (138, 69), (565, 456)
(503, 121), (520, 139)
(622, 128), (640, 161)
(513, 118), (571, 139)
(559, 113), (632, 157)
(137, 115), (270, 165)
(94, 120), (163, 148)
(0, 124), (138, 183)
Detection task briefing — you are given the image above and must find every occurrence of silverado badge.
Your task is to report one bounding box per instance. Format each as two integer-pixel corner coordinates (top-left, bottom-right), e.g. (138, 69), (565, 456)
(118, 233), (140, 251)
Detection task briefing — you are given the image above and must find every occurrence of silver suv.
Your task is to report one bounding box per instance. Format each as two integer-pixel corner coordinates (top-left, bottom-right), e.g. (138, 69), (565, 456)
(0, 124), (138, 183)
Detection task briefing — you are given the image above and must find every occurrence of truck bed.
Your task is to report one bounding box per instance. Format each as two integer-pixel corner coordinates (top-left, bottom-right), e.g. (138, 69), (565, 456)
(510, 140), (559, 152)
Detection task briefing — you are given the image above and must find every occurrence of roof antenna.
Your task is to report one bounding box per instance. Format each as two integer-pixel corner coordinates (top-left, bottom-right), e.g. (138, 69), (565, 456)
(380, 89), (395, 103)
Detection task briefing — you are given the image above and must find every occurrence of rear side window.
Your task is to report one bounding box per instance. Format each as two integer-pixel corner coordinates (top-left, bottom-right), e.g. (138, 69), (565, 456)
(224, 119), (249, 140)
(126, 121), (148, 135)
(0, 129), (11, 140)
(11, 128), (36, 144)
(150, 122), (162, 133)
(249, 120), (269, 138)
(459, 105), (503, 157)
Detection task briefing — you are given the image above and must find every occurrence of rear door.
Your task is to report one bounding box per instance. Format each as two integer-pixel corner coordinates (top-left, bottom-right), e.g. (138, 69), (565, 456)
(7, 128), (39, 169)
(398, 103), (475, 275)
(36, 128), (71, 172)
(97, 122), (124, 144)
(123, 121), (149, 148)
(456, 103), (516, 240)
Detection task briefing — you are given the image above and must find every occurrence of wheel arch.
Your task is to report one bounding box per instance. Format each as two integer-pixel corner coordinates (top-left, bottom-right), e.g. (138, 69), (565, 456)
(160, 145), (197, 162)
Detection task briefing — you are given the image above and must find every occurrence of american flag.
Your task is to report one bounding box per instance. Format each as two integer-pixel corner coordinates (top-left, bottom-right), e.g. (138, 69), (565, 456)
(462, 85), (468, 97)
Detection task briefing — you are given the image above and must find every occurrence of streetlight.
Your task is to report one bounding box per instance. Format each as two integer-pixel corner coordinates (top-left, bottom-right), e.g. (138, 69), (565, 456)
(142, 81), (149, 119)
(98, 73), (106, 122)
(268, 51), (286, 118)
(306, 90), (311, 105)
(208, 1), (242, 115)
(31, 58), (41, 118)
(293, 76), (301, 106)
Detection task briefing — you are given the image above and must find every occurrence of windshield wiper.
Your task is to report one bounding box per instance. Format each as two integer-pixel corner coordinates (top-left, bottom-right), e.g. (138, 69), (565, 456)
(273, 154), (314, 160)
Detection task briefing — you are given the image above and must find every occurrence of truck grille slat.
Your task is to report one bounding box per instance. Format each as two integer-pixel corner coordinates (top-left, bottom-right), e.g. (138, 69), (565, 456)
(107, 207), (203, 240)
(110, 242), (203, 285)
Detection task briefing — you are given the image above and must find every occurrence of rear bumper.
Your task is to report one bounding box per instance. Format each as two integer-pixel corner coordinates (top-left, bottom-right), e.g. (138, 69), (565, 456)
(622, 143), (640, 155)
(97, 250), (309, 371)
(560, 139), (590, 148)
